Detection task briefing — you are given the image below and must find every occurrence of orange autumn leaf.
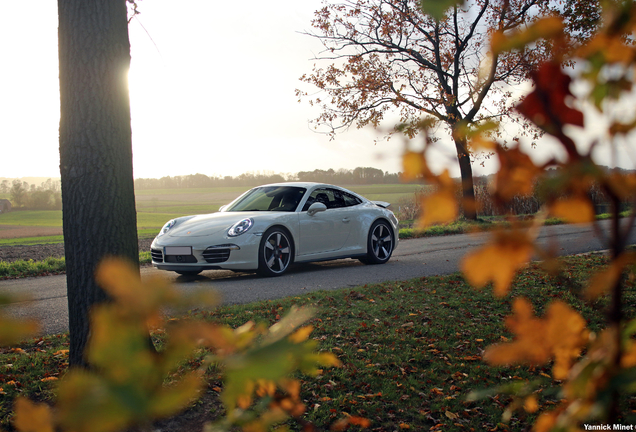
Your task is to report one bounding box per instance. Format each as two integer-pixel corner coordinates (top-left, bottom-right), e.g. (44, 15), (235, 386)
(349, 416), (372, 427)
(331, 416), (372, 431)
(606, 172), (636, 199)
(622, 340), (636, 368)
(495, 146), (543, 201)
(516, 61), (584, 134)
(418, 189), (458, 227)
(585, 252), (636, 299)
(461, 229), (535, 296)
(484, 298), (589, 379)
(14, 397), (54, 432)
(578, 33), (636, 64)
(491, 16), (563, 55)
(549, 196), (594, 223)
(524, 395), (539, 413)
(533, 410), (559, 432)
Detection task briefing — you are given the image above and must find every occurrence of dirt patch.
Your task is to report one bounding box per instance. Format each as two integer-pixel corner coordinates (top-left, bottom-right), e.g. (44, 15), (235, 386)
(0, 239), (155, 263)
(0, 225), (63, 239)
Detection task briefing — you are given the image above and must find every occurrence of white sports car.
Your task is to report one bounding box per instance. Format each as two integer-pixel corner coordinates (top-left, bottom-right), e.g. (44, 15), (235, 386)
(150, 182), (399, 277)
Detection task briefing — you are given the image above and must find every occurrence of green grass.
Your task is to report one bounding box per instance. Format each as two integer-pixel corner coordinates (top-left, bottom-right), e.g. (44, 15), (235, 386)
(134, 186), (248, 196)
(135, 204), (221, 214)
(0, 211), (63, 227)
(136, 212), (187, 228)
(1, 252), (634, 430)
(0, 236), (65, 246)
(0, 252), (152, 279)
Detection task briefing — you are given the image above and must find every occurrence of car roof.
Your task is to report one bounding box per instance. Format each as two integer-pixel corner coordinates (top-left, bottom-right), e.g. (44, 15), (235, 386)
(255, 182), (331, 189)
(253, 182), (368, 200)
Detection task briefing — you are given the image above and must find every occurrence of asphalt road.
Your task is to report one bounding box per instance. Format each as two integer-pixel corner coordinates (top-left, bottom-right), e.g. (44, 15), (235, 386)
(2, 220), (634, 336)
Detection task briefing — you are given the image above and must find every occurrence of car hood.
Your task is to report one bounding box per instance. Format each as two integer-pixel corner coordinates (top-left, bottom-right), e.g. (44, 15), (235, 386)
(167, 211), (264, 238)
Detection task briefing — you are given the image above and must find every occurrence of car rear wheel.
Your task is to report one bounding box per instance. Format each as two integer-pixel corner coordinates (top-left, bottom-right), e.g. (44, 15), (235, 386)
(361, 220), (394, 265)
(258, 227), (293, 276)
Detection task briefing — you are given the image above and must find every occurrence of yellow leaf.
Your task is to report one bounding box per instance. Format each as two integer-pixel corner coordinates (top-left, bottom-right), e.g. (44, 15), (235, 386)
(549, 196), (594, 223)
(545, 302), (589, 380)
(0, 316), (39, 347)
(315, 352), (342, 368)
(14, 397), (54, 432)
(402, 151), (426, 181)
(445, 410), (459, 420)
(150, 372), (203, 418)
(289, 325), (313, 343)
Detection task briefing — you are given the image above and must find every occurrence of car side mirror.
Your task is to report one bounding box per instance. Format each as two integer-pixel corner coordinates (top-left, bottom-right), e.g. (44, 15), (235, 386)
(219, 204), (228, 212)
(307, 202), (327, 216)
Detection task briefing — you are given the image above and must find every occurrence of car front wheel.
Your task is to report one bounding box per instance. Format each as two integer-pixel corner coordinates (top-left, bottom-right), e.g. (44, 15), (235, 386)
(362, 220), (394, 265)
(258, 227), (293, 276)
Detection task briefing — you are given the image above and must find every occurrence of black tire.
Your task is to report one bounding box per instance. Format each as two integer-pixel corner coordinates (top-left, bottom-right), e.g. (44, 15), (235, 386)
(257, 227), (294, 277)
(362, 220), (394, 265)
(176, 270), (201, 276)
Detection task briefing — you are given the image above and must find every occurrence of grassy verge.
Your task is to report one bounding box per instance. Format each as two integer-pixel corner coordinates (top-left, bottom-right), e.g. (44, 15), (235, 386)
(0, 252), (152, 279)
(1, 252), (633, 430)
(0, 229), (159, 247)
(397, 212), (631, 239)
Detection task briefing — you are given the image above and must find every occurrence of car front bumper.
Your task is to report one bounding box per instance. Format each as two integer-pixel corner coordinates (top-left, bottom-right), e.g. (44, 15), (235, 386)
(150, 232), (263, 272)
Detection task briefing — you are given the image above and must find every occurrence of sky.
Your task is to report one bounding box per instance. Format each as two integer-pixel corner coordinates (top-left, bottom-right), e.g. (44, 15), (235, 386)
(1, 1), (634, 182)
(0, 0), (409, 180)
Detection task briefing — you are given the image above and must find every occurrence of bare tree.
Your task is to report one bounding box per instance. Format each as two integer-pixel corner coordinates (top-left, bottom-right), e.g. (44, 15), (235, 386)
(298, 0), (553, 219)
(58, 0), (139, 366)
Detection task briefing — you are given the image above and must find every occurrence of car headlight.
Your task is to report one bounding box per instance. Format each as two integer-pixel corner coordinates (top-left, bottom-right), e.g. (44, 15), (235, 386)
(158, 219), (177, 237)
(228, 218), (253, 237)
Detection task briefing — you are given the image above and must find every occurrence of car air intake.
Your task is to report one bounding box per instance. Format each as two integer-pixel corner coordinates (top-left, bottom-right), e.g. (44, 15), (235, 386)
(203, 244), (238, 263)
(151, 248), (163, 263)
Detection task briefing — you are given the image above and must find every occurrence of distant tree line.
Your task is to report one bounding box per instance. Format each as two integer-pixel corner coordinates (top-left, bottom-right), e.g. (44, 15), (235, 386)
(133, 167), (402, 190)
(395, 167), (632, 222)
(1, 179), (62, 210)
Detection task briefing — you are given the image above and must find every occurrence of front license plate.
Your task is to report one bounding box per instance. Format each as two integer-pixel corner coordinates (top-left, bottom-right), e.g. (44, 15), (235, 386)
(164, 246), (192, 256)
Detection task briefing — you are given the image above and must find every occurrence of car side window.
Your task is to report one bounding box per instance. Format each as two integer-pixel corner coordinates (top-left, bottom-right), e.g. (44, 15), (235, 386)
(302, 188), (360, 211)
(302, 188), (333, 211)
(341, 191), (362, 207)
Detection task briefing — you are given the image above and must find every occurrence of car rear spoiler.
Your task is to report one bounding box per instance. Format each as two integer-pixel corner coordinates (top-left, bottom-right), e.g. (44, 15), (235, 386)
(372, 201), (391, 208)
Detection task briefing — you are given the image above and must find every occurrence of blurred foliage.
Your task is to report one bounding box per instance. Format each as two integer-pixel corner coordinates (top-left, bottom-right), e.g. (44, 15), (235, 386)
(404, 0), (636, 429)
(9, 258), (341, 432)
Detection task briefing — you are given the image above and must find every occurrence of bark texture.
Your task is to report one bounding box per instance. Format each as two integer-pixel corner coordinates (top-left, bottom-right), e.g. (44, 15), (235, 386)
(58, 0), (139, 366)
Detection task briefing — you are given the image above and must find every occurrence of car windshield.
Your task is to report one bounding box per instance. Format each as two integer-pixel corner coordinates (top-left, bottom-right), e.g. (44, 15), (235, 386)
(225, 186), (306, 212)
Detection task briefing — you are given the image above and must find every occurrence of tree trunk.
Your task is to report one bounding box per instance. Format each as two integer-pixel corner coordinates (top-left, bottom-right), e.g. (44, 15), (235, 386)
(58, 0), (139, 367)
(453, 136), (477, 220)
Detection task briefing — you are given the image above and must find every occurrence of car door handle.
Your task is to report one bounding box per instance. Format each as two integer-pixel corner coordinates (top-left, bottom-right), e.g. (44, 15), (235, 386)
(342, 217), (350, 223)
